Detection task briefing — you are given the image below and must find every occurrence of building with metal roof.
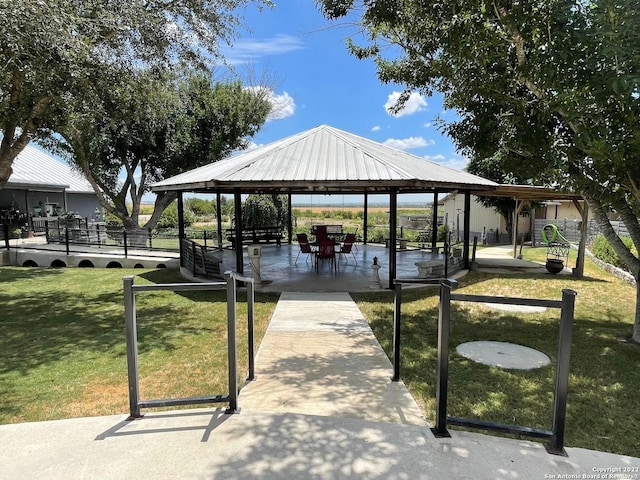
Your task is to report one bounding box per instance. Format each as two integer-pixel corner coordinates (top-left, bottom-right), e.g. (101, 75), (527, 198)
(0, 142), (100, 225)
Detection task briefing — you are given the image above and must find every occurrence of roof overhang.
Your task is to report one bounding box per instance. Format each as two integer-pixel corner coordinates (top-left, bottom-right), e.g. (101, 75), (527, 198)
(474, 184), (583, 202)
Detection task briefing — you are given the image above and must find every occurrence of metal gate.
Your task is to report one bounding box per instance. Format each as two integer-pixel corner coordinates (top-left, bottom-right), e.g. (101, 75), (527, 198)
(123, 271), (255, 419)
(393, 279), (576, 456)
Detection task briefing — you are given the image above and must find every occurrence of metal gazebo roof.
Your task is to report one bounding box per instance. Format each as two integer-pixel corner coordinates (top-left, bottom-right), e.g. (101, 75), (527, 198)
(151, 125), (499, 194)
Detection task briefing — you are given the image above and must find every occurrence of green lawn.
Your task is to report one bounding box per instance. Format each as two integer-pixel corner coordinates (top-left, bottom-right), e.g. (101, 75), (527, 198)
(1, 252), (638, 457)
(353, 248), (640, 457)
(0, 267), (278, 422)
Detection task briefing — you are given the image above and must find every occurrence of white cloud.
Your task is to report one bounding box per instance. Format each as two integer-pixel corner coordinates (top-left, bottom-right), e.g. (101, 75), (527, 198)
(423, 154), (446, 162)
(246, 86), (296, 121)
(424, 122), (432, 128)
(245, 141), (261, 151)
(266, 91), (295, 120)
(383, 136), (434, 150)
(371, 125), (381, 132)
(224, 34), (305, 64)
(384, 91), (427, 117)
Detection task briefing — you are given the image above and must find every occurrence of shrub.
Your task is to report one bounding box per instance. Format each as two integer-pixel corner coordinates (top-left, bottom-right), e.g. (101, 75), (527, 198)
(590, 234), (637, 272)
(158, 202), (195, 228)
(437, 224), (449, 242)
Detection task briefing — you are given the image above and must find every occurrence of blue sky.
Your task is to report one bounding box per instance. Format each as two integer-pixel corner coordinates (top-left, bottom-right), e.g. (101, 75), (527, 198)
(214, 2), (465, 205)
(226, 2), (463, 166)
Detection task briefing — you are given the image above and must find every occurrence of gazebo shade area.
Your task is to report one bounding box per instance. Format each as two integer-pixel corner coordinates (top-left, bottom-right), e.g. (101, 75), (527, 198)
(152, 125), (584, 286)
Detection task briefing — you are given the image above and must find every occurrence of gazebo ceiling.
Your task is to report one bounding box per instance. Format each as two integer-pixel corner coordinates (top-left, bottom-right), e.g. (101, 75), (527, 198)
(151, 125), (499, 195)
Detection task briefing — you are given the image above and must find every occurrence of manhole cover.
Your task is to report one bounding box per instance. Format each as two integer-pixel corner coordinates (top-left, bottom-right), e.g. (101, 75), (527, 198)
(456, 341), (551, 370)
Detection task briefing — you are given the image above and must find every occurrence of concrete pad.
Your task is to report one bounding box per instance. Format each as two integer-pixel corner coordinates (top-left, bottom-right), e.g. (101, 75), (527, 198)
(456, 341), (551, 370)
(1, 408), (638, 480)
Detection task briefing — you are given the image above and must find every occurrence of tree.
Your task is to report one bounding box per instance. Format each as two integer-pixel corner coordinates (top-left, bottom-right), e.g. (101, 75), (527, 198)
(320, 0), (640, 342)
(53, 69), (271, 234)
(0, 0), (271, 188)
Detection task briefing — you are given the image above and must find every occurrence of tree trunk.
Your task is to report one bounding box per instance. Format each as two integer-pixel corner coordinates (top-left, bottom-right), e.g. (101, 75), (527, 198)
(586, 194), (640, 344)
(635, 281), (640, 344)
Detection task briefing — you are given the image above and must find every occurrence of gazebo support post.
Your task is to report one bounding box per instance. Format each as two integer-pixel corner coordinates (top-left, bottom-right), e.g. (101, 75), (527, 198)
(463, 191), (471, 268)
(287, 192), (293, 244)
(389, 187), (398, 289)
(177, 192), (185, 268)
(363, 193), (368, 244)
(572, 199), (589, 277)
(216, 192), (223, 250)
(431, 190), (439, 251)
(512, 199), (527, 259)
(233, 188), (243, 275)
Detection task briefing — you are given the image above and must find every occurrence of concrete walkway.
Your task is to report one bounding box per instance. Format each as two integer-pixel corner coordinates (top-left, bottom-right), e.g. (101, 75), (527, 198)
(1, 292), (639, 479)
(239, 292), (426, 425)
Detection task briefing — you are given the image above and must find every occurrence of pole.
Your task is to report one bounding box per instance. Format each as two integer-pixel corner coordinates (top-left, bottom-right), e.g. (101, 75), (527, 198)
(548, 289), (577, 455)
(233, 189), (243, 275)
(247, 280), (255, 381)
(389, 187), (398, 289)
(123, 276), (141, 418)
(433, 280), (452, 437)
(225, 273), (239, 413)
(392, 283), (402, 381)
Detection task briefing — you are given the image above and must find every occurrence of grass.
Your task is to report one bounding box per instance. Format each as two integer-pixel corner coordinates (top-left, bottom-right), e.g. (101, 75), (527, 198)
(2, 248), (638, 457)
(353, 248), (640, 457)
(0, 267), (278, 423)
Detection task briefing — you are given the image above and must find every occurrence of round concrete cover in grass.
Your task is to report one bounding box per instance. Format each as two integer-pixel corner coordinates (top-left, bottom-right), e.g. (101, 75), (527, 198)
(456, 341), (551, 370)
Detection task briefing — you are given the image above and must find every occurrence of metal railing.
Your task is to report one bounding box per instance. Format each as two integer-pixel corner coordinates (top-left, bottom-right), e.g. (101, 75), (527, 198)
(393, 278), (577, 456)
(123, 271), (255, 419)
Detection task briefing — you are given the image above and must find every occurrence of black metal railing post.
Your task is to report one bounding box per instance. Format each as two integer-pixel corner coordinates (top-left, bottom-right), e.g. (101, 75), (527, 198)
(547, 288), (577, 455)
(392, 282), (403, 381)
(123, 230), (128, 257)
(433, 280), (452, 437)
(3, 223), (9, 250)
(65, 227), (70, 255)
(444, 242), (450, 277)
(148, 228), (152, 249)
(225, 273), (239, 413)
(192, 241), (197, 277)
(247, 277), (255, 381)
(123, 276), (141, 419)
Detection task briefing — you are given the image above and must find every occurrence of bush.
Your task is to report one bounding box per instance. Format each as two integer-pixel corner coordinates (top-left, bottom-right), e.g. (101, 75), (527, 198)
(590, 234), (637, 272)
(242, 195), (278, 228)
(158, 202), (195, 229)
(437, 224), (449, 242)
(367, 227), (389, 243)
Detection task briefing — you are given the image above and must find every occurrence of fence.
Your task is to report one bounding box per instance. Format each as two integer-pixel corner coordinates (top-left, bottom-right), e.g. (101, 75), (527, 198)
(392, 279), (577, 456)
(123, 271), (255, 418)
(2, 222), (222, 259)
(532, 218), (626, 245)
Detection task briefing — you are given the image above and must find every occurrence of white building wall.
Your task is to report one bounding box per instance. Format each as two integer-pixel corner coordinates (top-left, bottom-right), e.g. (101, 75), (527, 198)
(442, 192), (530, 244)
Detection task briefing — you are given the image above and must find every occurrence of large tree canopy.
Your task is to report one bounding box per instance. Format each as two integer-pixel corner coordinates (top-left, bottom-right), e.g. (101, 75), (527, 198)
(52, 70), (271, 231)
(319, 0), (640, 341)
(0, 0), (271, 187)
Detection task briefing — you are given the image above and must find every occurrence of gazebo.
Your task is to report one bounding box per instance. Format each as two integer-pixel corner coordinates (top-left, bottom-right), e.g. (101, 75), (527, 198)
(151, 125), (585, 287)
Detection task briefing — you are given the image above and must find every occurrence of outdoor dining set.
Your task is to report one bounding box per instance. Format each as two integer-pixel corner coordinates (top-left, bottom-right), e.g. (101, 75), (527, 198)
(295, 224), (358, 272)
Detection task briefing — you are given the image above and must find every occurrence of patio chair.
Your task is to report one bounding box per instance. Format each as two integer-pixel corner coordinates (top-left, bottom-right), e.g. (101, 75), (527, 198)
(315, 238), (337, 272)
(295, 233), (313, 265)
(313, 225), (328, 243)
(338, 233), (357, 265)
(351, 227), (360, 252)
